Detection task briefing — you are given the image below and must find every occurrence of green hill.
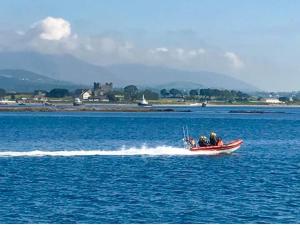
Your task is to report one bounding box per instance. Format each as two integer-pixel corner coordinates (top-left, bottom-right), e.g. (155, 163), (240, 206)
(0, 69), (83, 92)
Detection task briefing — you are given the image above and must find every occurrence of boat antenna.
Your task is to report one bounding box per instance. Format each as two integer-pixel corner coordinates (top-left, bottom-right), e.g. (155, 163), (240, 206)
(182, 126), (186, 140)
(186, 125), (189, 138)
(182, 126), (189, 148)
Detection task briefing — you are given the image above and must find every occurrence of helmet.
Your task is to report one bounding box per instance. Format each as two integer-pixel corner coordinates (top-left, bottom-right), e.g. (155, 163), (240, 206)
(210, 132), (216, 136)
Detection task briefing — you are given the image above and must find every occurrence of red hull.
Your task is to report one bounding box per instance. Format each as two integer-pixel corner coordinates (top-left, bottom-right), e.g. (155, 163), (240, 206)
(189, 139), (243, 152)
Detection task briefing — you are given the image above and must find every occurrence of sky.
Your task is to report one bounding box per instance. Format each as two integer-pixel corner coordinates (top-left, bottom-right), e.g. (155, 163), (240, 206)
(0, 0), (300, 91)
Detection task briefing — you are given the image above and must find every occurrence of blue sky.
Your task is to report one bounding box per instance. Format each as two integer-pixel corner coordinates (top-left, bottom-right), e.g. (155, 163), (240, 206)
(0, 0), (300, 91)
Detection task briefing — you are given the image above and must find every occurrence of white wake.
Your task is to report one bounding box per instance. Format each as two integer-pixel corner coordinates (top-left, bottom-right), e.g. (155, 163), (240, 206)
(0, 146), (224, 157)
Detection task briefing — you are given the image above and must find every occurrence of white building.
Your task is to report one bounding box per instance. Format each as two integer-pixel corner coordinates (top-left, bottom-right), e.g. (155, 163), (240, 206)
(261, 98), (283, 104)
(80, 90), (92, 100)
(0, 99), (16, 104)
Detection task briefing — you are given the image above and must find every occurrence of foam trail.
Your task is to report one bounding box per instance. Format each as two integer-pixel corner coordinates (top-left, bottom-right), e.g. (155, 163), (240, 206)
(0, 146), (222, 157)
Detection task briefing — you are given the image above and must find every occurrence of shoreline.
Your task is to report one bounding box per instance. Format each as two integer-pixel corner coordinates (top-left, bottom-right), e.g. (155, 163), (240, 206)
(0, 103), (299, 112)
(154, 103), (300, 108)
(0, 106), (178, 113)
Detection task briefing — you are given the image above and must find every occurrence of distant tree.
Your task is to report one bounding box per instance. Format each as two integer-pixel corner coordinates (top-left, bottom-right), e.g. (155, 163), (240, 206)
(169, 88), (182, 98)
(124, 85), (138, 101)
(74, 89), (84, 97)
(139, 89), (159, 100)
(106, 92), (118, 102)
(112, 89), (124, 95)
(222, 90), (232, 99)
(189, 89), (199, 97)
(236, 91), (249, 98)
(199, 89), (210, 98)
(279, 96), (290, 102)
(199, 88), (249, 100)
(33, 90), (47, 96)
(0, 88), (5, 98)
(47, 88), (69, 98)
(160, 89), (169, 98)
(293, 97), (300, 102)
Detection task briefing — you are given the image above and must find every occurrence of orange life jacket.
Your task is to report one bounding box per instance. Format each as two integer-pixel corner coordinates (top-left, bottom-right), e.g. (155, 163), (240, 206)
(217, 140), (224, 146)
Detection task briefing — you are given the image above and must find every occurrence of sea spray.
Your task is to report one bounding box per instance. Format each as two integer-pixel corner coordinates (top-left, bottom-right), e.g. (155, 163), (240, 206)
(0, 146), (224, 157)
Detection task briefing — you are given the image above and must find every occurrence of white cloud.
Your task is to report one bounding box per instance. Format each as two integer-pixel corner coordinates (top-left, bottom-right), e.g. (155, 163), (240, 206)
(98, 37), (119, 53)
(224, 52), (244, 69)
(197, 48), (206, 54)
(150, 47), (169, 53)
(175, 48), (184, 55)
(32, 17), (71, 41)
(16, 30), (25, 36)
(187, 48), (205, 57)
(188, 50), (198, 56)
(0, 17), (246, 74)
(149, 47), (205, 58)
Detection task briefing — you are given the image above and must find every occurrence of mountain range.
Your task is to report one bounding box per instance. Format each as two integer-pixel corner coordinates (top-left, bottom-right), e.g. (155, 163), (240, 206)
(107, 64), (257, 91)
(0, 69), (83, 92)
(0, 51), (259, 92)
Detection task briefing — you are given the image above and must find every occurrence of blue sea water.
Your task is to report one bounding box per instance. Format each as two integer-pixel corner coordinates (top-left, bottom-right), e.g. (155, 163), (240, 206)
(0, 106), (299, 223)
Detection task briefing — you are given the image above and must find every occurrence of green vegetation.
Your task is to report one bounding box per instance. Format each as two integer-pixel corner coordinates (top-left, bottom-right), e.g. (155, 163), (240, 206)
(138, 89), (159, 100)
(124, 85), (138, 101)
(160, 88), (250, 102)
(160, 89), (169, 98)
(106, 91), (119, 102)
(0, 88), (5, 98)
(279, 97), (290, 102)
(122, 85), (159, 102)
(47, 89), (70, 98)
(169, 88), (183, 98)
(1, 82), (300, 105)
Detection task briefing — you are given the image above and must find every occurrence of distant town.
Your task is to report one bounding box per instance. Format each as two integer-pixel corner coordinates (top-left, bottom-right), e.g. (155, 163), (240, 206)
(0, 81), (300, 107)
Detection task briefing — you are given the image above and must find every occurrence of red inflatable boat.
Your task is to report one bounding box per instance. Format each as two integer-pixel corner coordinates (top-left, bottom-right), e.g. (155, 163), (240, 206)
(187, 139), (243, 154)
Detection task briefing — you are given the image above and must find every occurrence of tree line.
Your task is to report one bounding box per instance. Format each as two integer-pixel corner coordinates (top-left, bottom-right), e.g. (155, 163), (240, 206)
(122, 85), (159, 101)
(4, 86), (299, 103)
(160, 88), (250, 100)
(0, 86), (160, 101)
(0, 86), (252, 101)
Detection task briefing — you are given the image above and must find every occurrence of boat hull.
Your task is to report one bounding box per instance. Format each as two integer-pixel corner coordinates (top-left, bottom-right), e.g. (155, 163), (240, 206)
(138, 103), (152, 107)
(189, 139), (243, 154)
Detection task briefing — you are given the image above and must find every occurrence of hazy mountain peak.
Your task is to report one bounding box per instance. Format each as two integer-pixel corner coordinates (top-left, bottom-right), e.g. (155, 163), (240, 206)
(0, 51), (258, 91)
(107, 63), (259, 91)
(0, 51), (117, 85)
(0, 68), (82, 92)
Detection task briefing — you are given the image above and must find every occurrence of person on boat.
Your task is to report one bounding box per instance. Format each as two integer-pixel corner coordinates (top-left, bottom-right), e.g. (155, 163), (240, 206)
(187, 137), (196, 147)
(191, 138), (196, 147)
(209, 132), (218, 146)
(198, 136), (209, 147)
(216, 137), (224, 146)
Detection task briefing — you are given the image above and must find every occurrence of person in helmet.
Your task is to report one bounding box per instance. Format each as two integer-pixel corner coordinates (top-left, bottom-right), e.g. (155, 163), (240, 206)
(198, 136), (209, 147)
(209, 132), (218, 146)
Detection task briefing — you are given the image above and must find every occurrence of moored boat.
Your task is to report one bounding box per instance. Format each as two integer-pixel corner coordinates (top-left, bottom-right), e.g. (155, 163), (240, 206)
(189, 103), (201, 106)
(189, 102), (207, 107)
(138, 94), (152, 107)
(73, 97), (82, 106)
